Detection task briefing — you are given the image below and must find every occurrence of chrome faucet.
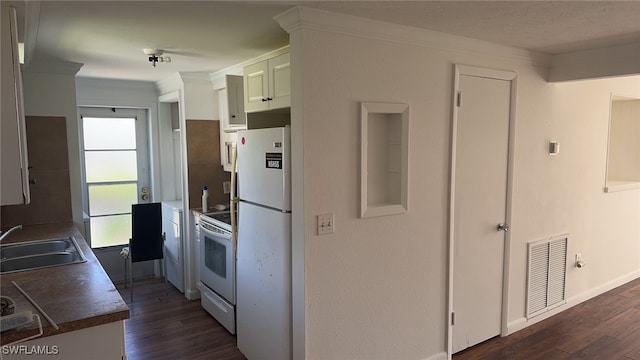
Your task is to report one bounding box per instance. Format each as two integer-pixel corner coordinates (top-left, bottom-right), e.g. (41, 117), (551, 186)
(0, 225), (22, 243)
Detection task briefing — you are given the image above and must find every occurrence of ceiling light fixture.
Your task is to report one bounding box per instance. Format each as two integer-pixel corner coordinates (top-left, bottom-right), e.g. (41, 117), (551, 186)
(143, 49), (171, 67)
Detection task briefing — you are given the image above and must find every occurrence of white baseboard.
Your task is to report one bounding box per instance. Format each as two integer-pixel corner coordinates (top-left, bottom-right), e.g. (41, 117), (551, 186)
(506, 270), (640, 334)
(185, 288), (201, 300)
(423, 351), (448, 360)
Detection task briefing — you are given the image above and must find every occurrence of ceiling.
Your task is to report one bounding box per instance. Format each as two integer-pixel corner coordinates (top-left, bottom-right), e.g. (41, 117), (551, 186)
(9, 1), (640, 83)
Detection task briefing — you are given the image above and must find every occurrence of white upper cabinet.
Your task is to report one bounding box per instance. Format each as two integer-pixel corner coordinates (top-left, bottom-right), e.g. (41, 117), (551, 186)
(243, 52), (290, 113)
(1, 4), (30, 205)
(219, 75), (247, 133)
(216, 75), (243, 171)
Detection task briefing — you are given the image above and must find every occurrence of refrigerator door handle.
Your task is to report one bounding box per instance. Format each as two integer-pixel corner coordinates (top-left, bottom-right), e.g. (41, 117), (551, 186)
(230, 145), (239, 256)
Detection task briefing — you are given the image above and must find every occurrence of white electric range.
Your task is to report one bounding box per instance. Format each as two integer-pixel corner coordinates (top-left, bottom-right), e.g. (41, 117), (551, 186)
(198, 210), (236, 334)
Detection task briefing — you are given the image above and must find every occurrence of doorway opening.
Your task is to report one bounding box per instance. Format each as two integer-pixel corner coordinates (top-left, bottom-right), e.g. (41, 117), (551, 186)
(448, 65), (517, 356)
(79, 107), (150, 249)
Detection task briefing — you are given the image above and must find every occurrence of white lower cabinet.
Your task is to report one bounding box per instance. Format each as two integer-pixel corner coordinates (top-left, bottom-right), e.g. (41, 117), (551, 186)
(162, 201), (184, 293)
(2, 321), (126, 360)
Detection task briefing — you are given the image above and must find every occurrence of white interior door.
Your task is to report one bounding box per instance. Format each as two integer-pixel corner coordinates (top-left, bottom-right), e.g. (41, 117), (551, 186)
(451, 66), (514, 354)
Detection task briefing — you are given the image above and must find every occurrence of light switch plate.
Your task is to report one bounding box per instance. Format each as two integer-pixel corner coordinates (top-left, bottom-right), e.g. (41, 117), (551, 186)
(223, 181), (231, 194)
(317, 213), (335, 235)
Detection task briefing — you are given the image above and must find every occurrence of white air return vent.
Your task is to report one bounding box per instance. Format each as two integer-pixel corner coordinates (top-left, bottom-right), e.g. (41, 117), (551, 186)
(526, 234), (568, 318)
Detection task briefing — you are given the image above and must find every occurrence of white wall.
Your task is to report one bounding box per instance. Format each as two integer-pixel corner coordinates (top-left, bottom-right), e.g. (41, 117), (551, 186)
(508, 77), (640, 331)
(22, 70), (84, 233)
(181, 75), (217, 120)
(280, 7), (640, 360)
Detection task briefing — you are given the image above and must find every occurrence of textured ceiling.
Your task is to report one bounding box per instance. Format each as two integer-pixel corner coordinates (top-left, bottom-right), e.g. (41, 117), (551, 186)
(23, 1), (292, 81)
(312, 1), (640, 54)
(11, 1), (640, 82)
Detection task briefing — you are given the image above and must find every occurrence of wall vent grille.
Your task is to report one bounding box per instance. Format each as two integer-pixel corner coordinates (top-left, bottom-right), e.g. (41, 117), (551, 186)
(526, 234), (568, 318)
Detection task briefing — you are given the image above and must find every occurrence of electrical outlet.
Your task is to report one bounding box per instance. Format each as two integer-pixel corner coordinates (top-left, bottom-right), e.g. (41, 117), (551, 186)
(223, 181), (231, 194)
(317, 213), (335, 235)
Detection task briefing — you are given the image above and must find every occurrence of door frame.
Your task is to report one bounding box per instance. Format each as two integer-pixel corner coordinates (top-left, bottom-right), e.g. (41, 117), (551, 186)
(446, 64), (518, 357)
(78, 107), (152, 240)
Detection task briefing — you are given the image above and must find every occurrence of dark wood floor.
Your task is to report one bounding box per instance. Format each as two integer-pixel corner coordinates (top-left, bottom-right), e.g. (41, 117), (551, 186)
(117, 279), (246, 360)
(120, 277), (640, 360)
(454, 277), (640, 360)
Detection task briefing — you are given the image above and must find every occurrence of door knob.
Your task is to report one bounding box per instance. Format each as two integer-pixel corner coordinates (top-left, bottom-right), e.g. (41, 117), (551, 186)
(497, 223), (510, 232)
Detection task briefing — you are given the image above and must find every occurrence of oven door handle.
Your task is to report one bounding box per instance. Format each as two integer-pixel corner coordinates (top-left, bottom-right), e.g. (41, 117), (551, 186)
(200, 221), (219, 233)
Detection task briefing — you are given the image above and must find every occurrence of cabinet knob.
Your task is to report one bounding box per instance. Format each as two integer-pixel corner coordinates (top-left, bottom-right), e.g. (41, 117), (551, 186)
(262, 98), (268, 102)
(267, 97), (273, 101)
(231, 114), (236, 118)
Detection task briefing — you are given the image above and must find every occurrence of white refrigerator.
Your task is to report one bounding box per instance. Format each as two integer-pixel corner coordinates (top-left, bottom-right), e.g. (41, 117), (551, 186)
(236, 127), (292, 360)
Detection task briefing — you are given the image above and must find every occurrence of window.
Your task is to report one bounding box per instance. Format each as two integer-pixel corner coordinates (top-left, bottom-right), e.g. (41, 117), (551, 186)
(605, 95), (640, 192)
(80, 108), (149, 248)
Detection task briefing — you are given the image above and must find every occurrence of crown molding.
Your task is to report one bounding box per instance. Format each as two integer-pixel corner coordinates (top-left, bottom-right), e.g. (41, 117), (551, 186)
(179, 72), (211, 82)
(155, 73), (184, 97)
(23, 58), (83, 75)
(23, 0), (40, 66)
(275, 6), (551, 68)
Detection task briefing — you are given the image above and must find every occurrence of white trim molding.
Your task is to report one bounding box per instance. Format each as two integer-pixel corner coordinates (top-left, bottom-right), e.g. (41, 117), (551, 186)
(507, 270), (640, 335)
(447, 64), (518, 359)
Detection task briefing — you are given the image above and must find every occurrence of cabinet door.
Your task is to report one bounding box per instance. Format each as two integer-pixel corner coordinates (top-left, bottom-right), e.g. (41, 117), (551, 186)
(268, 52), (291, 110)
(1, 5), (29, 205)
(218, 87), (229, 128)
(244, 60), (269, 112)
(226, 75), (247, 129)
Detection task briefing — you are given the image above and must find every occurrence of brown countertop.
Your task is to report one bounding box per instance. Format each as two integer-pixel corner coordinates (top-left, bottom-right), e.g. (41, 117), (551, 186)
(0, 222), (129, 344)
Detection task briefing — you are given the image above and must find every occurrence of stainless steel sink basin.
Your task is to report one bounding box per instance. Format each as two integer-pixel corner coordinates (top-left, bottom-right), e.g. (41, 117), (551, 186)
(1, 239), (69, 258)
(0, 237), (87, 274)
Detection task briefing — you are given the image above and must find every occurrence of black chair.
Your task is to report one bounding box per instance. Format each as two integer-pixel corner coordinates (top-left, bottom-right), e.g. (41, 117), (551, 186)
(121, 203), (166, 300)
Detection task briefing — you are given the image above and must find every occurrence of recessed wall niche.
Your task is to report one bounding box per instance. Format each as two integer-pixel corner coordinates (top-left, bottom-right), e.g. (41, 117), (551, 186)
(360, 102), (409, 218)
(605, 95), (640, 193)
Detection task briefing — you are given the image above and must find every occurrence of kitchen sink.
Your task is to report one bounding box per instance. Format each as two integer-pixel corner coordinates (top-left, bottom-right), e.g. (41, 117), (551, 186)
(1, 239), (70, 259)
(0, 237), (87, 274)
